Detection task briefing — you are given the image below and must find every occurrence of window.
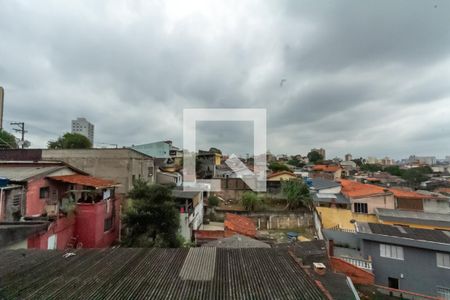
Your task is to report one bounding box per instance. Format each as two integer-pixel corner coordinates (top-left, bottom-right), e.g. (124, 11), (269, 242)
(380, 244), (404, 260)
(148, 166), (154, 177)
(437, 253), (450, 269)
(39, 187), (50, 199)
(104, 217), (113, 232)
(12, 194), (21, 206)
(354, 202), (368, 213)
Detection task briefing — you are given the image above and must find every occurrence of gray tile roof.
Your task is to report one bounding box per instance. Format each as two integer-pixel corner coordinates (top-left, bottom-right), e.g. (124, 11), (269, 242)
(0, 248), (326, 299)
(359, 222), (450, 244)
(310, 178), (341, 190)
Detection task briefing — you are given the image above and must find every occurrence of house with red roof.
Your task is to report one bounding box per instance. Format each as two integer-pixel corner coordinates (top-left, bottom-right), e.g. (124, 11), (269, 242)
(0, 161), (120, 249)
(310, 164), (342, 180)
(339, 179), (395, 214)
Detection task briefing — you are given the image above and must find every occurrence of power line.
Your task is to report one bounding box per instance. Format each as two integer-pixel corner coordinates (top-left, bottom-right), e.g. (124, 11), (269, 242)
(10, 122), (27, 149)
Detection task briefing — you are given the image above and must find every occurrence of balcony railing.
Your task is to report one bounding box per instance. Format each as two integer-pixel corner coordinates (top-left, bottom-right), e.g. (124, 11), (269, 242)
(340, 255), (373, 271)
(329, 225), (356, 233)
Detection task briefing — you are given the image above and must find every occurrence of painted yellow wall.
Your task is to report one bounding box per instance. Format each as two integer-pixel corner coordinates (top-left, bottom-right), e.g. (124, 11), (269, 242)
(214, 154), (221, 166)
(316, 207), (379, 230)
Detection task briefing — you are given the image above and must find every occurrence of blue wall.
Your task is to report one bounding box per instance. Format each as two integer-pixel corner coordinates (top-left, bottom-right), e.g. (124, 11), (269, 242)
(362, 240), (450, 297)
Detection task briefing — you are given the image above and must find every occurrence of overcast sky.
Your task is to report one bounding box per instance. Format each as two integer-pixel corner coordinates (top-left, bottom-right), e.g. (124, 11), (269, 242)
(1, 0), (449, 159)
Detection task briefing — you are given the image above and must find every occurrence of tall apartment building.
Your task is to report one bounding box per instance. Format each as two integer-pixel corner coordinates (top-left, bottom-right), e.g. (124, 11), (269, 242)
(71, 117), (94, 144)
(311, 148), (326, 159)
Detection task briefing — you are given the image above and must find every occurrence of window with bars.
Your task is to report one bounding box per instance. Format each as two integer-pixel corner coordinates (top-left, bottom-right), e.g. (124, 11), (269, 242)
(39, 187), (50, 199)
(437, 253), (450, 269)
(354, 202), (368, 214)
(380, 244), (404, 260)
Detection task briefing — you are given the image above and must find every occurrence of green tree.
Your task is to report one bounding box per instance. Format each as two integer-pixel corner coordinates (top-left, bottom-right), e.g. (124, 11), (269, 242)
(208, 195), (220, 207)
(360, 164), (383, 172)
(307, 151), (324, 164)
(401, 166), (432, 188)
(0, 129), (18, 149)
(241, 191), (262, 211)
(287, 158), (304, 168)
(268, 162), (291, 172)
(123, 181), (181, 248)
(384, 165), (403, 176)
(281, 179), (312, 210)
(48, 132), (92, 149)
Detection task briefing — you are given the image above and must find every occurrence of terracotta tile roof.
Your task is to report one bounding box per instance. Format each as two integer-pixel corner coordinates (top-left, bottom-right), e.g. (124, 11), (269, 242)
(49, 174), (117, 189)
(312, 165), (341, 172)
(389, 188), (432, 200)
(339, 179), (389, 198)
(267, 170), (296, 179)
(436, 187), (450, 194)
(224, 213), (256, 237)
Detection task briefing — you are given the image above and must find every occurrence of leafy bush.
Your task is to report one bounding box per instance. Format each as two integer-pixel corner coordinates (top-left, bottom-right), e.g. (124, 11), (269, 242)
(241, 191), (262, 211)
(208, 196), (220, 207)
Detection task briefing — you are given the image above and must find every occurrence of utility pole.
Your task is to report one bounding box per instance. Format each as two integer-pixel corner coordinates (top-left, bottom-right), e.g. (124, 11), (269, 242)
(10, 122), (27, 149)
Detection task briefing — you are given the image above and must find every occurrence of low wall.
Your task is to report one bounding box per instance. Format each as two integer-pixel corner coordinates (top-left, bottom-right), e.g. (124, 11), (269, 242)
(214, 209), (313, 230)
(331, 257), (374, 285)
(323, 228), (360, 249)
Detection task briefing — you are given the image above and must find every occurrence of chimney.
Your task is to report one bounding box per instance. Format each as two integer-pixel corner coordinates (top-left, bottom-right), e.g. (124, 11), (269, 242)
(328, 239), (334, 257)
(313, 262), (326, 275)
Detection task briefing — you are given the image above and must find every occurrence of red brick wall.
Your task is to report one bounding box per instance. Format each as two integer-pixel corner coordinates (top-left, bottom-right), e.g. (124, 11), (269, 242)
(330, 257), (374, 285)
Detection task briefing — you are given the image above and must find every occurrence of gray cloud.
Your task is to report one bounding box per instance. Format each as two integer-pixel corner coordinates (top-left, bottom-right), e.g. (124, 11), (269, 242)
(1, 0), (450, 159)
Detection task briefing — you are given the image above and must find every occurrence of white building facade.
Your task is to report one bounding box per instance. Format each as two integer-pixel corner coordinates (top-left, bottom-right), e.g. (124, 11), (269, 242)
(71, 117), (94, 144)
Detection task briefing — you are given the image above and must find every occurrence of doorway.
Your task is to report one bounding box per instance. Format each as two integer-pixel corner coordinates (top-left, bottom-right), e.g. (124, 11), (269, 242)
(388, 277), (399, 289)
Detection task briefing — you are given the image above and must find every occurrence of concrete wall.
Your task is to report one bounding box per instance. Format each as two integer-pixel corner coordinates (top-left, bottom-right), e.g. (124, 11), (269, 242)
(423, 198), (450, 214)
(350, 194), (396, 214)
(28, 215), (75, 250)
(214, 209), (312, 230)
(75, 197), (120, 248)
(43, 149), (154, 194)
(361, 239), (450, 298)
(323, 228), (360, 249)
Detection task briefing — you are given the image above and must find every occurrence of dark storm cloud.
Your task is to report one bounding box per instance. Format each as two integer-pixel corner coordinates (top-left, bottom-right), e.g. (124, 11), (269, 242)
(0, 0), (449, 158)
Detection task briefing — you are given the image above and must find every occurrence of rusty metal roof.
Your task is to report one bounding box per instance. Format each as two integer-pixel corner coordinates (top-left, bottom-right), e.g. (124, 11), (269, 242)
(49, 174), (118, 189)
(0, 248), (326, 299)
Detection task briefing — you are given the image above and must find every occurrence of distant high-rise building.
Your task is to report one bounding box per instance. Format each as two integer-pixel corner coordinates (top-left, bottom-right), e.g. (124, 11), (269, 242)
(311, 148), (326, 159)
(0, 86), (4, 129)
(71, 117), (94, 144)
(345, 153), (352, 161)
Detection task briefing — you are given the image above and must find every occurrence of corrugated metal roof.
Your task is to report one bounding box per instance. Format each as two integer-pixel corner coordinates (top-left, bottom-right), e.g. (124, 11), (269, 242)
(0, 165), (66, 181)
(375, 208), (450, 227)
(49, 174), (117, 188)
(202, 234), (271, 248)
(0, 248), (326, 299)
(313, 193), (349, 204)
(310, 178), (341, 190)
